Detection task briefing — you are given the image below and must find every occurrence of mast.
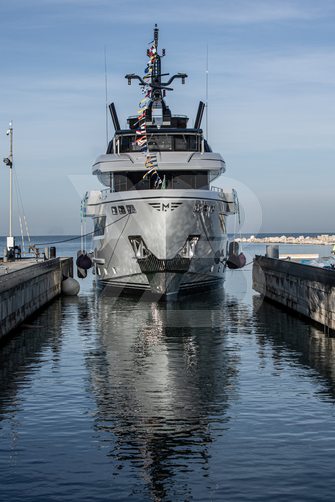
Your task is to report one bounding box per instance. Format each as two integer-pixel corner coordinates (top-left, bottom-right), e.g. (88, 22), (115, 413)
(151, 24), (164, 103)
(125, 25), (188, 125)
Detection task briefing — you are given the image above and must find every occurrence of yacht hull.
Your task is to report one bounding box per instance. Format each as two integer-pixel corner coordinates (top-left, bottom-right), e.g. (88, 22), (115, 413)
(89, 189), (233, 298)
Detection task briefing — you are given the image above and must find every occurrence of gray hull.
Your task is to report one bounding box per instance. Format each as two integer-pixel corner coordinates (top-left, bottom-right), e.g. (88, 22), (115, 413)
(88, 189), (234, 297)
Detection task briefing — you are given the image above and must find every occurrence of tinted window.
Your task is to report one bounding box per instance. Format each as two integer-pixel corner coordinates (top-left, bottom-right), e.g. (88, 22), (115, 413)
(94, 216), (106, 236)
(106, 141), (114, 154)
(147, 134), (173, 151)
(114, 174), (127, 192)
(166, 171), (208, 189)
(175, 136), (188, 151)
(113, 170), (208, 191)
(117, 134), (200, 153)
(114, 171), (149, 192)
(121, 135), (140, 152)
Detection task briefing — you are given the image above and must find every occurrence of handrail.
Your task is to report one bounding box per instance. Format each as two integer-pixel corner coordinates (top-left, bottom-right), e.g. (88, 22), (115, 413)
(101, 188), (115, 200)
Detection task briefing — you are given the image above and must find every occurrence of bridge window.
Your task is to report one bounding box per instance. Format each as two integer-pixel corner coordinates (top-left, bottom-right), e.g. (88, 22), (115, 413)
(118, 133), (201, 153)
(113, 170), (208, 191)
(167, 171), (208, 189)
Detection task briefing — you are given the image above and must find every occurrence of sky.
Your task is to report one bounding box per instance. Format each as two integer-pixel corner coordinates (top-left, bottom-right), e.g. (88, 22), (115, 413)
(0, 0), (334, 235)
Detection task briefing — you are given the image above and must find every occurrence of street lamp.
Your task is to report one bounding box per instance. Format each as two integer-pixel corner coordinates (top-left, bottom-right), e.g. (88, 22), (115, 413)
(3, 121), (14, 252)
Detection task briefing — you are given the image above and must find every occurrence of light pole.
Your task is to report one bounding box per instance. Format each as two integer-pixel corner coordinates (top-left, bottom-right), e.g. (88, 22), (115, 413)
(3, 121), (14, 251)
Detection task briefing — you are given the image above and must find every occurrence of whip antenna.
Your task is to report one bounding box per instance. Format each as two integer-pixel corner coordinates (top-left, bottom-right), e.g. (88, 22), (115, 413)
(205, 44), (209, 141)
(104, 45), (109, 148)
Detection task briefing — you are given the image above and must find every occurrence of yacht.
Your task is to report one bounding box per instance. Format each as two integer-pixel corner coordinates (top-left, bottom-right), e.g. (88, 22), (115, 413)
(83, 25), (238, 297)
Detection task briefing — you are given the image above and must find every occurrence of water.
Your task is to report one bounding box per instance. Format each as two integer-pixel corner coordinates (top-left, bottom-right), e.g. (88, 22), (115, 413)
(1, 237), (335, 501)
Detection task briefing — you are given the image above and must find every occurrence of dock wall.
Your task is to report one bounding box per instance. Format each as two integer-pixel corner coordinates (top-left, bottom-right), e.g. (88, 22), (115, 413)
(253, 256), (335, 332)
(0, 258), (73, 340)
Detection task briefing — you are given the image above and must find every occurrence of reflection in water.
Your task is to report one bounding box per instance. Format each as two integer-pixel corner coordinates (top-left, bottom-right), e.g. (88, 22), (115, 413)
(0, 299), (63, 415)
(253, 296), (335, 400)
(3, 278), (335, 500)
(0, 300), (64, 469)
(83, 288), (245, 500)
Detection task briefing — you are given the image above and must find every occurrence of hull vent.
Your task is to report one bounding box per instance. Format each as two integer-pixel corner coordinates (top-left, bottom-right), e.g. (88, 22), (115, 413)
(138, 254), (190, 273)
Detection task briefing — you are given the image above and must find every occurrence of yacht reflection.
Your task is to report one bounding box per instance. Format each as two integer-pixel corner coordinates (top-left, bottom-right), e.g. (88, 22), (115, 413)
(0, 299), (63, 420)
(253, 295), (335, 399)
(84, 289), (243, 501)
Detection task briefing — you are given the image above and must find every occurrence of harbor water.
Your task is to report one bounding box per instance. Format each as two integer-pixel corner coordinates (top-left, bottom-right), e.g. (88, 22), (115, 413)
(1, 236), (335, 501)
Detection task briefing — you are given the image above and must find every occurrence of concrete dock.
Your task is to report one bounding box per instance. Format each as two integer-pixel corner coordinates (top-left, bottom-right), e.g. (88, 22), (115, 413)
(253, 255), (335, 333)
(0, 257), (73, 340)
